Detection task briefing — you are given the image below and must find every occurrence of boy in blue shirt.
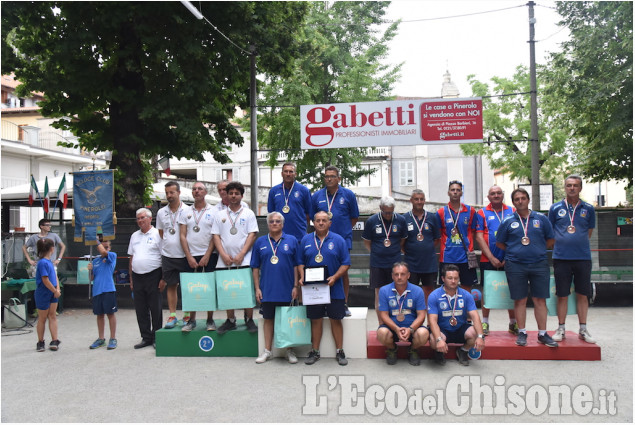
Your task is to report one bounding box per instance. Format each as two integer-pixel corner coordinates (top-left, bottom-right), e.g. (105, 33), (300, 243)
(88, 236), (118, 349)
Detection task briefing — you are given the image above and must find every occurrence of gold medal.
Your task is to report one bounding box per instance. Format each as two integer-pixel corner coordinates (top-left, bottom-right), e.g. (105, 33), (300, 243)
(417, 233), (424, 241)
(567, 225), (576, 234)
(449, 317), (458, 326)
(315, 254), (323, 263)
(521, 236), (530, 246)
(383, 239), (391, 247)
(327, 211), (333, 219)
(270, 256), (279, 264)
(282, 205), (290, 214)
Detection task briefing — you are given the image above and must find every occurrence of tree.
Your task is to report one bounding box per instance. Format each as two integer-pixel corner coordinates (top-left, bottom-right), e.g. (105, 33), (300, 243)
(545, 1), (632, 186)
(460, 65), (571, 184)
(2, 1), (308, 215)
(253, 1), (401, 187)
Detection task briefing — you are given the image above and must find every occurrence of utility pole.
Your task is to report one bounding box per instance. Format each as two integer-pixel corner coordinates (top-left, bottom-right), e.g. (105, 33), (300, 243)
(528, 1), (540, 210)
(250, 46), (259, 212)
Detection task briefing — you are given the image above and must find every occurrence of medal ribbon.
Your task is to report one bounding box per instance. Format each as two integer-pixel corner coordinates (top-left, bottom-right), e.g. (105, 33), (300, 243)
(226, 207), (243, 229)
(445, 293), (458, 323)
(491, 206), (507, 224)
(564, 199), (579, 228)
(169, 202), (183, 230)
(192, 205), (208, 227)
(410, 210), (427, 237)
(396, 290), (409, 317)
(448, 205), (461, 234)
(282, 181), (295, 210)
(313, 231), (329, 258)
(517, 212), (530, 240)
(326, 188), (339, 216)
(267, 235), (281, 259)
(379, 212), (393, 241)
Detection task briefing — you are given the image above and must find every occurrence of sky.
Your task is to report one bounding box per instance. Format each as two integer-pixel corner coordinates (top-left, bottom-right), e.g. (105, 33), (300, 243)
(382, 0), (570, 97)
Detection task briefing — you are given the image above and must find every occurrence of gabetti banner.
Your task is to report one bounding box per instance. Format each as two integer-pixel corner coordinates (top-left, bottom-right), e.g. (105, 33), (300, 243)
(300, 97), (483, 149)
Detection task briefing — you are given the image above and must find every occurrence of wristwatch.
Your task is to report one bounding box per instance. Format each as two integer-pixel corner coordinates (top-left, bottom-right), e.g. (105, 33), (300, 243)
(478, 334), (484, 339)
(436, 336), (443, 342)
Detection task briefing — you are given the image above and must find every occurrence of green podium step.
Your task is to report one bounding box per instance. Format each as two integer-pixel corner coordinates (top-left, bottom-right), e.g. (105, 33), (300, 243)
(155, 319), (258, 357)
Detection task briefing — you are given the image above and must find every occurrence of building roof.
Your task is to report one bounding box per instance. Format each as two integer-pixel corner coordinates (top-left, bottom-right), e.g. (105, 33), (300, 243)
(1, 74), (45, 98)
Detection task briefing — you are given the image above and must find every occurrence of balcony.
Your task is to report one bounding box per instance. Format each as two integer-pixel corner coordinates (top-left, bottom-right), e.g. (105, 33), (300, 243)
(1, 120), (85, 156)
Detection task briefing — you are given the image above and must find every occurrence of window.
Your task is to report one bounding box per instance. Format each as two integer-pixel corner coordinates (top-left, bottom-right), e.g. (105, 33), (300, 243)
(399, 161), (414, 186)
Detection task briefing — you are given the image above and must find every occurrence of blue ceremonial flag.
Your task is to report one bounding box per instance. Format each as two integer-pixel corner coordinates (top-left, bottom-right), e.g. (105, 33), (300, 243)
(73, 170), (115, 244)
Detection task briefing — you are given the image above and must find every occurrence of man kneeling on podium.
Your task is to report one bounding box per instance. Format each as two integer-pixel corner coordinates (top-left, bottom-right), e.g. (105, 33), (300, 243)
(428, 264), (485, 366)
(376, 262), (430, 366)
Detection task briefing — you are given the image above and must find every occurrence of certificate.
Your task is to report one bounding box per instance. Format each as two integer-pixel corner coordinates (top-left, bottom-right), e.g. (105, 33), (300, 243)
(304, 266), (328, 283)
(301, 283), (331, 305)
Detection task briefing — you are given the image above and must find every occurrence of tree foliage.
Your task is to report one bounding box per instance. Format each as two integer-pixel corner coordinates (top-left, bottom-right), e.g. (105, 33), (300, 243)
(253, 1), (401, 187)
(2, 1), (308, 215)
(461, 65), (570, 184)
(545, 1), (633, 186)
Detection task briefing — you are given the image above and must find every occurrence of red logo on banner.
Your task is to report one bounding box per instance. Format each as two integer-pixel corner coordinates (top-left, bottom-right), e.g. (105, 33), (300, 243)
(420, 99), (483, 142)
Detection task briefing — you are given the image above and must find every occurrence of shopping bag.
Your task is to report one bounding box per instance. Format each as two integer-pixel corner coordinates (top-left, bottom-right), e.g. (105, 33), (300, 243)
(3, 298), (27, 328)
(215, 267), (255, 310)
(546, 277), (577, 316)
(483, 270), (515, 310)
(180, 270), (217, 312)
(77, 260), (91, 284)
(274, 304), (312, 348)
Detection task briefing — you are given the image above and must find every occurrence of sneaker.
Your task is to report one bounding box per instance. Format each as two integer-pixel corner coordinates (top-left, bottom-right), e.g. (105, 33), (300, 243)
(181, 320), (197, 333)
(552, 327), (566, 342)
(90, 338), (106, 349)
(336, 349), (348, 366)
(456, 348), (470, 366)
(579, 329), (596, 344)
(344, 304), (352, 317)
(107, 338), (118, 350)
(49, 340), (61, 351)
(255, 349), (272, 364)
(182, 314), (191, 325)
(508, 322), (519, 335)
(286, 348), (298, 364)
(245, 318), (258, 333)
(305, 349), (320, 365)
(516, 332), (528, 346)
(206, 320), (216, 331)
(434, 351), (446, 365)
(165, 316), (178, 329)
(408, 348), (421, 366)
(36, 340), (45, 352)
(217, 319), (237, 335)
(482, 322), (490, 336)
(385, 347), (398, 365)
(538, 333), (559, 347)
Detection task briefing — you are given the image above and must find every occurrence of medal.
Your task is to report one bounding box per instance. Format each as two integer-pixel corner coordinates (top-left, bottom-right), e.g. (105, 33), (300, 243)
(169, 228), (176, 235)
(410, 210), (427, 243)
(448, 205), (462, 238)
(168, 202), (183, 236)
(379, 212), (394, 249)
(282, 205), (290, 214)
(417, 233), (424, 241)
(445, 292), (459, 327)
(518, 213), (531, 247)
(567, 225), (576, 234)
(451, 227), (458, 236)
(449, 317), (458, 327)
(327, 211), (333, 219)
(193, 226), (200, 233)
(313, 232), (328, 264)
(326, 188), (338, 221)
(396, 314), (405, 322)
(521, 236), (530, 245)
(268, 235), (282, 265)
(315, 254), (323, 263)
(226, 208), (243, 236)
(281, 182), (294, 215)
(270, 256), (279, 264)
(565, 199), (579, 236)
(383, 239), (391, 247)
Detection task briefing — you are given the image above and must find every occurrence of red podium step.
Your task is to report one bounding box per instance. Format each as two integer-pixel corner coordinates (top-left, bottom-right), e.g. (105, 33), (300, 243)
(367, 330), (601, 361)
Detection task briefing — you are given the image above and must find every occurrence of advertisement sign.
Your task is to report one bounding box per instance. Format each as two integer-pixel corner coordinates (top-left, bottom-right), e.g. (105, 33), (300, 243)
(300, 97), (483, 149)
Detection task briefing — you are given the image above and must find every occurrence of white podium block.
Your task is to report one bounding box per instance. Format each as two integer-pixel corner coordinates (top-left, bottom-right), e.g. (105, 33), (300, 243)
(257, 307), (368, 359)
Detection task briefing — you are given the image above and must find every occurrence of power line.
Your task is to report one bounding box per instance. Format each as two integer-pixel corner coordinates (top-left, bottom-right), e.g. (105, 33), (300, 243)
(388, 3), (526, 24)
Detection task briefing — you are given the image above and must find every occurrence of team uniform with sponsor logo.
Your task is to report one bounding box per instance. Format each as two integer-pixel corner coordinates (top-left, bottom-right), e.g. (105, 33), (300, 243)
(156, 203), (188, 284)
(179, 204), (216, 272)
(212, 206), (259, 268)
(427, 286), (477, 343)
(436, 203), (478, 286)
(311, 186), (359, 250)
(403, 211), (441, 286)
(268, 182), (312, 242)
(91, 251), (118, 315)
(378, 282), (427, 341)
(362, 212), (408, 288)
(475, 203), (514, 279)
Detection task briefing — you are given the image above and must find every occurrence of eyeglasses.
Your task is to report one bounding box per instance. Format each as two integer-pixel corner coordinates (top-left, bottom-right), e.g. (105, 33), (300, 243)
(268, 220), (282, 224)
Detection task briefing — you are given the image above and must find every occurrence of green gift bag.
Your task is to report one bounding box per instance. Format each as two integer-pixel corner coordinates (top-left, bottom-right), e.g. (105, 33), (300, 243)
(77, 260), (91, 284)
(483, 270), (515, 310)
(274, 304), (312, 348)
(215, 267), (255, 310)
(546, 277), (577, 316)
(180, 270), (217, 312)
